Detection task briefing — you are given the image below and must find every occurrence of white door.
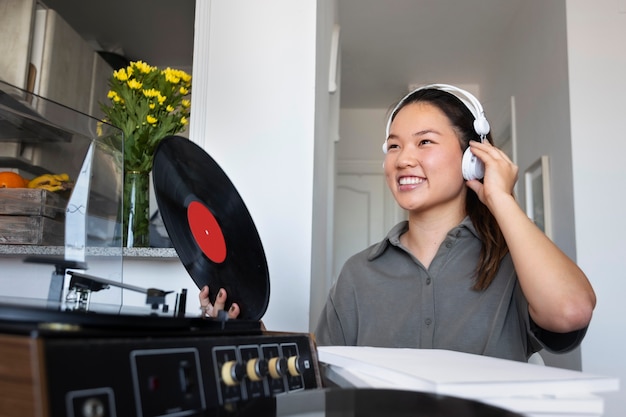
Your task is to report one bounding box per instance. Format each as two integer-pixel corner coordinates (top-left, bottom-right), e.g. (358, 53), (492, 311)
(333, 171), (404, 283)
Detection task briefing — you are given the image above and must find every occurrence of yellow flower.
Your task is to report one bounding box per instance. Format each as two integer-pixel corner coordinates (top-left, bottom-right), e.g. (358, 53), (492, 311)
(107, 90), (123, 103)
(142, 88), (159, 98)
(134, 60), (155, 74)
(113, 68), (128, 81)
(163, 67), (191, 85)
(100, 60), (192, 172)
(127, 79), (142, 90)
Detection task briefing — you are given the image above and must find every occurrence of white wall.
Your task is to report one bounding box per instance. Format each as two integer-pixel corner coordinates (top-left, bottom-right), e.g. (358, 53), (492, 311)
(309, 0), (340, 330)
(336, 108), (387, 161)
(483, 0), (583, 371)
(566, 1), (626, 414)
(187, 0), (337, 333)
(484, 0), (576, 259)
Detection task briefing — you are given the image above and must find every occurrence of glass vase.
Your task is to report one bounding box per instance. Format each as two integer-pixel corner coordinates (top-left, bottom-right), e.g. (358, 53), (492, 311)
(123, 170), (150, 247)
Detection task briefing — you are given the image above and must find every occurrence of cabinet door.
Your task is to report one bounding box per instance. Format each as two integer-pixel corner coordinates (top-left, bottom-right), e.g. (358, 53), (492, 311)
(0, 0), (36, 89)
(37, 9), (93, 115)
(89, 52), (113, 120)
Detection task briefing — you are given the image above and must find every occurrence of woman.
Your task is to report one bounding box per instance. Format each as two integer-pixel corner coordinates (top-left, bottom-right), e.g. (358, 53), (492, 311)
(314, 84), (596, 362)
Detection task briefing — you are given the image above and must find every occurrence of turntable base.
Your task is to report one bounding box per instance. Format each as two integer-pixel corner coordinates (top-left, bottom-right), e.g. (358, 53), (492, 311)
(0, 331), (522, 417)
(0, 319), (321, 417)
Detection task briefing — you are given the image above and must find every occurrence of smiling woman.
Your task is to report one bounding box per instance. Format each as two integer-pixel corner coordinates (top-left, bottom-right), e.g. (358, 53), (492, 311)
(315, 84), (595, 364)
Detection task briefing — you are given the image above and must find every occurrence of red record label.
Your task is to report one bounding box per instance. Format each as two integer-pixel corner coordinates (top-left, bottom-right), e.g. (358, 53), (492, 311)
(187, 200), (227, 263)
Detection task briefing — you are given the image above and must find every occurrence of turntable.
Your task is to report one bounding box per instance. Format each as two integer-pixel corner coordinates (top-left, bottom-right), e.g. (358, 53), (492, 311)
(0, 83), (322, 417)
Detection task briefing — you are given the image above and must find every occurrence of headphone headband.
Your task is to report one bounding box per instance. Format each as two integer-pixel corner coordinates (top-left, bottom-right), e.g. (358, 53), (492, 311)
(383, 83), (490, 152)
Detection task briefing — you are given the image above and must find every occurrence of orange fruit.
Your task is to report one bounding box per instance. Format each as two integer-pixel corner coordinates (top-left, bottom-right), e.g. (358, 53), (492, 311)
(0, 171), (27, 188)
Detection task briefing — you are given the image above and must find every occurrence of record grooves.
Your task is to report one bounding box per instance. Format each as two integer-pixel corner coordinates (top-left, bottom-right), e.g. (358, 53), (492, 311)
(152, 136), (270, 321)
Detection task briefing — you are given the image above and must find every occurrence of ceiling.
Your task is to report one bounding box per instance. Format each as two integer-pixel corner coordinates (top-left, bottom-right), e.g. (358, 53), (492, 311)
(41, 0), (523, 109)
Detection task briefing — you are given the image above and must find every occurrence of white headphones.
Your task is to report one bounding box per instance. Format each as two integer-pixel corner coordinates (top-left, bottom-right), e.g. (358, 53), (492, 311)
(382, 83), (490, 181)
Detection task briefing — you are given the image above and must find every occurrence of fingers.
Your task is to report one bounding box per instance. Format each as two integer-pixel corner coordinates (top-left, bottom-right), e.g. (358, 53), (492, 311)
(228, 303), (240, 319)
(213, 288), (227, 312)
(467, 141), (518, 206)
(200, 286), (240, 319)
(199, 285), (210, 306)
(470, 141), (515, 167)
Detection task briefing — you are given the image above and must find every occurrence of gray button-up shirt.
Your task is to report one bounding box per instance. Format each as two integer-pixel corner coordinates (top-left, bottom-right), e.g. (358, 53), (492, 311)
(315, 218), (585, 362)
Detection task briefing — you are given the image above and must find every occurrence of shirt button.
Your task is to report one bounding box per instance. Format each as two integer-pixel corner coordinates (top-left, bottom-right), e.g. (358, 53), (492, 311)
(445, 242), (452, 248)
(426, 278), (431, 285)
(425, 318), (432, 326)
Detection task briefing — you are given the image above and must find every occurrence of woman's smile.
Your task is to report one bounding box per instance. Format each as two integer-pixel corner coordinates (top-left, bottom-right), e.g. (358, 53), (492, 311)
(398, 175), (425, 189)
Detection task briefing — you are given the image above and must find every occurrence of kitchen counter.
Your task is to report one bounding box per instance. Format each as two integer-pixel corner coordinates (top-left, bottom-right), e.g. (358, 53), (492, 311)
(0, 245), (178, 259)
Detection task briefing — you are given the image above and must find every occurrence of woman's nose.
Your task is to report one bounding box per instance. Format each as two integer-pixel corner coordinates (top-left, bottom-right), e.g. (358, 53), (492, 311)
(396, 148), (418, 168)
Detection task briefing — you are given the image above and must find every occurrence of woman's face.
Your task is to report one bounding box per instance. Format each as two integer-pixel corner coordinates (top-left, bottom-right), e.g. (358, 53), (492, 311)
(384, 101), (467, 215)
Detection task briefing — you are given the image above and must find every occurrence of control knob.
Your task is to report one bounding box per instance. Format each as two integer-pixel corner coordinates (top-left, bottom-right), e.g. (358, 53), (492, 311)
(287, 355), (308, 377)
(221, 360), (245, 386)
(246, 357), (269, 381)
(267, 357), (288, 379)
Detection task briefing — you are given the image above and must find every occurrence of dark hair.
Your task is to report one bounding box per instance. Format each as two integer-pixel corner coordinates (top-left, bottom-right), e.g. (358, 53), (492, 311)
(389, 88), (509, 290)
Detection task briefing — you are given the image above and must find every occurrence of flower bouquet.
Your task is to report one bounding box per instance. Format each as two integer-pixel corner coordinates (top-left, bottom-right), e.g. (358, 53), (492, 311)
(100, 60), (191, 247)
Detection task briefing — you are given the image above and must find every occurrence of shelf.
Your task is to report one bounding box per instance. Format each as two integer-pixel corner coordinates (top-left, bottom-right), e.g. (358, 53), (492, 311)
(0, 245), (178, 259)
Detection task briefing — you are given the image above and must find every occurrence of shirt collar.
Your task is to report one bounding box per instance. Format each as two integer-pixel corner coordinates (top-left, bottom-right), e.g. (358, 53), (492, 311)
(367, 216), (480, 261)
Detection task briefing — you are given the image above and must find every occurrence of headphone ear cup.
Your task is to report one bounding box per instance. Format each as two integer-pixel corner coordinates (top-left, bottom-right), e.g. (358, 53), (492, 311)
(473, 117), (490, 136)
(462, 147), (485, 180)
(382, 141), (388, 154)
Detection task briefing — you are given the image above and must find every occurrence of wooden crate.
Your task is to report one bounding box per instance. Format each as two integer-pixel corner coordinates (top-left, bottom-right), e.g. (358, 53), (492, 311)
(0, 188), (66, 245)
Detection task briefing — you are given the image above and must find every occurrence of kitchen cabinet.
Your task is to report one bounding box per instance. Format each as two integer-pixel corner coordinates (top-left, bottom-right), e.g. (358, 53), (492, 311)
(0, 0), (35, 90)
(0, 0), (111, 119)
(36, 9), (95, 116)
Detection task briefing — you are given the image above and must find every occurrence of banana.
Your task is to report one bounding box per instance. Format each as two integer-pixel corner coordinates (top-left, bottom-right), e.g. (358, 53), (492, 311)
(34, 184), (68, 192)
(27, 173), (73, 192)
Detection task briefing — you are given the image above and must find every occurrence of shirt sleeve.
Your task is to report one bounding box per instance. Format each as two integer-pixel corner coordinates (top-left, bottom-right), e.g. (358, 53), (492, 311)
(530, 319), (588, 354)
(514, 279), (588, 355)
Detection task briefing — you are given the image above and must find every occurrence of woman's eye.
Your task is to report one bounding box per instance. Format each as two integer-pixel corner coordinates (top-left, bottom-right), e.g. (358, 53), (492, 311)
(419, 139), (432, 146)
(387, 143), (399, 150)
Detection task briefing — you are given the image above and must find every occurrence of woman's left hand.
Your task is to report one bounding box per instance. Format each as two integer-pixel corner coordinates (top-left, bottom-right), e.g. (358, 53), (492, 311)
(199, 285), (240, 319)
(464, 141), (518, 208)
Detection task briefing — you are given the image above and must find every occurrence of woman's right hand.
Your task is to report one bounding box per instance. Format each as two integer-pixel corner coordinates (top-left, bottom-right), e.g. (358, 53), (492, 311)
(199, 285), (240, 319)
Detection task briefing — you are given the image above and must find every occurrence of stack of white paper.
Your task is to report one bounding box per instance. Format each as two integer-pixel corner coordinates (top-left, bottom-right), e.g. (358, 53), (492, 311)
(317, 346), (619, 417)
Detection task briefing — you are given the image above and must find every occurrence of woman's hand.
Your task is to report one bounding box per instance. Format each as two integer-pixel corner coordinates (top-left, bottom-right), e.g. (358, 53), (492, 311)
(199, 285), (240, 319)
(465, 140), (518, 209)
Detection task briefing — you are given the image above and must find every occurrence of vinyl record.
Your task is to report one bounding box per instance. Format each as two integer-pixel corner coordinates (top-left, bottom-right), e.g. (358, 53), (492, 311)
(152, 136), (270, 321)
